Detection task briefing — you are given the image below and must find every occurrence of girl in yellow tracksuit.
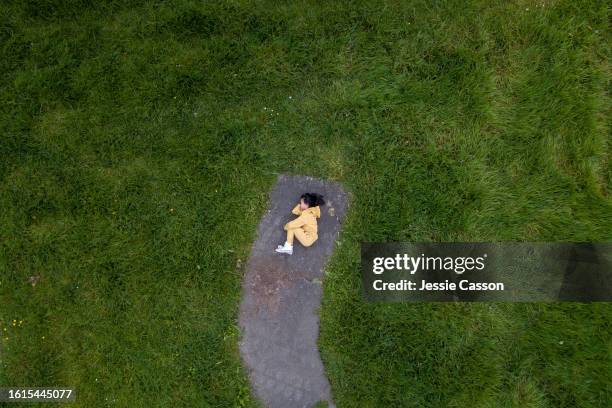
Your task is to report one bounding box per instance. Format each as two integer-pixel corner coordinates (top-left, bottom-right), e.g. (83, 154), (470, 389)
(276, 193), (326, 255)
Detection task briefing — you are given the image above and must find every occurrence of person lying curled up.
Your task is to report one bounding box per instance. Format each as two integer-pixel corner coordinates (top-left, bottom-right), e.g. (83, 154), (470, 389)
(275, 193), (325, 255)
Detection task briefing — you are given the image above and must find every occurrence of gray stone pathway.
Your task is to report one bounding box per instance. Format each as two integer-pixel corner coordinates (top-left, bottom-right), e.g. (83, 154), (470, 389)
(238, 174), (349, 408)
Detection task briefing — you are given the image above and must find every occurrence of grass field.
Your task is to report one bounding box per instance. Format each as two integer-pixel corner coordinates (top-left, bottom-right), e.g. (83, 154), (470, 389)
(1, 0), (610, 407)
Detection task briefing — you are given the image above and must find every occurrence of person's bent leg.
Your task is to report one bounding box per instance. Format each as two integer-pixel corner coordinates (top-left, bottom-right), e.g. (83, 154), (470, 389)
(276, 228), (294, 254)
(286, 228), (295, 245)
(294, 229), (316, 247)
(303, 234), (317, 247)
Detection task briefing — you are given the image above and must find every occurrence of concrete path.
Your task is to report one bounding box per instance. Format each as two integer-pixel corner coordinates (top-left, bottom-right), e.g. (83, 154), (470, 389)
(238, 174), (349, 408)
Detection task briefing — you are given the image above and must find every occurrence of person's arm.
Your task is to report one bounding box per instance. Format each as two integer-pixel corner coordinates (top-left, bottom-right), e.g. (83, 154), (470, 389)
(284, 213), (307, 230)
(291, 204), (301, 215)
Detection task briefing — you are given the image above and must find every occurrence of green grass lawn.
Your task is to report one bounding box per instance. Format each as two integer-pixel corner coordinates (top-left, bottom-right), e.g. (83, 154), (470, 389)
(1, 0), (610, 407)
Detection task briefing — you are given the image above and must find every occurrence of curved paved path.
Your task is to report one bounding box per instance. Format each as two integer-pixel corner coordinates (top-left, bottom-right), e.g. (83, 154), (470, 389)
(238, 174), (349, 408)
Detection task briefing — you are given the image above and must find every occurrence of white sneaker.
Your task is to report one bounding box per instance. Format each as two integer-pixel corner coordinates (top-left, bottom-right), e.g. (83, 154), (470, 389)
(275, 242), (293, 254)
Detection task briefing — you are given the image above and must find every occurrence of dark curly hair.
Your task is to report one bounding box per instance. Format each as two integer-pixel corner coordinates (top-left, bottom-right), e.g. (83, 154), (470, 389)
(301, 192), (325, 207)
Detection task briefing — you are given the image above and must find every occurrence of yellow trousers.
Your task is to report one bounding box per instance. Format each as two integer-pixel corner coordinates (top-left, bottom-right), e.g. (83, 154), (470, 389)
(286, 227), (317, 247)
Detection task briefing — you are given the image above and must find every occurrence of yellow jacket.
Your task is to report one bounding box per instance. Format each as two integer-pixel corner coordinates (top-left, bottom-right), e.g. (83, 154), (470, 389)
(284, 204), (321, 235)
